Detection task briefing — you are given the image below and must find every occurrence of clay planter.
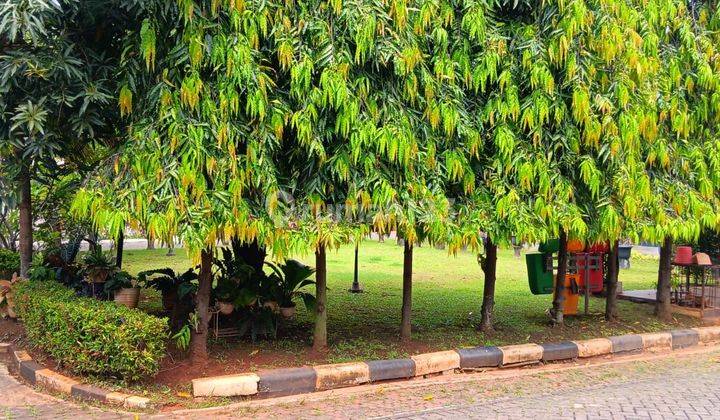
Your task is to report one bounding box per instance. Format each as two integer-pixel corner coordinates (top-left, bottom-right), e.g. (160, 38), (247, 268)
(218, 301), (234, 315)
(114, 288), (140, 309)
(280, 306), (296, 319)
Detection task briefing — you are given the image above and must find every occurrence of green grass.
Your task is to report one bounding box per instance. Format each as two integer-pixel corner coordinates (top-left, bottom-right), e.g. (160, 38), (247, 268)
(122, 241), (697, 365)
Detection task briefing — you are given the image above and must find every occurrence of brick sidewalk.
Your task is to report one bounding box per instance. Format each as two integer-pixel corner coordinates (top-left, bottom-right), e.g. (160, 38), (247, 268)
(0, 363), (127, 419)
(3, 349), (720, 419)
(183, 349), (720, 419)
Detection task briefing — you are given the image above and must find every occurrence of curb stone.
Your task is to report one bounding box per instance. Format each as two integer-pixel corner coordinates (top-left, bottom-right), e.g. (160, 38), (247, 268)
(457, 346), (503, 369)
(1, 343), (150, 409)
(188, 326), (720, 398)
(640, 332), (672, 351)
(411, 350), (460, 376)
(609, 334), (644, 353)
(499, 344), (543, 365)
(670, 329), (699, 349)
(314, 362), (370, 391)
(693, 326), (720, 343)
(192, 373), (259, 397)
(8, 325), (720, 404)
(573, 338), (613, 358)
(367, 359), (415, 382)
(541, 342), (579, 362)
(257, 367), (317, 397)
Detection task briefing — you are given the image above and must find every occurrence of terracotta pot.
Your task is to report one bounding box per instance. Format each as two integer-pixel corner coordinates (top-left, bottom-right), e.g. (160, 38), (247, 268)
(280, 306), (296, 319)
(114, 288), (140, 309)
(218, 301), (234, 315)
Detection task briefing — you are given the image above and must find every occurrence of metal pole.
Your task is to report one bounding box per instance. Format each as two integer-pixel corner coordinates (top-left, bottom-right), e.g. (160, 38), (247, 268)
(349, 242), (363, 293)
(584, 253), (590, 315)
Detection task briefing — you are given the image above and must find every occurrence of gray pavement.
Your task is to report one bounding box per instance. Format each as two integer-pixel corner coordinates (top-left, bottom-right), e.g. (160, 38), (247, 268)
(2, 349), (720, 419)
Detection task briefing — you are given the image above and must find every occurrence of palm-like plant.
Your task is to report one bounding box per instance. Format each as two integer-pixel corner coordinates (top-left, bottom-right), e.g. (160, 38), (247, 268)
(267, 259), (316, 311)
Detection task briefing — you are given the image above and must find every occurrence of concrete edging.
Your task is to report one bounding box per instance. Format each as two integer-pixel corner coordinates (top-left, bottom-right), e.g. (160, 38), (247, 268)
(190, 326), (720, 398)
(0, 344), (150, 409)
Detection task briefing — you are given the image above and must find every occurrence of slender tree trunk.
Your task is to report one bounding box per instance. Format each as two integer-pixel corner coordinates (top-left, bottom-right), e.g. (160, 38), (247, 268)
(115, 228), (124, 269)
(400, 240), (413, 342)
(552, 229), (568, 325)
(313, 244), (328, 351)
(479, 237), (498, 333)
(190, 248), (213, 364)
(655, 237), (673, 321)
(605, 240), (620, 321)
(146, 233), (155, 250)
(17, 158), (32, 277)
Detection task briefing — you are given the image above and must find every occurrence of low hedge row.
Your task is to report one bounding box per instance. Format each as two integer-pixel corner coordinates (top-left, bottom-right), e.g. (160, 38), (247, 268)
(14, 281), (168, 381)
(0, 249), (20, 279)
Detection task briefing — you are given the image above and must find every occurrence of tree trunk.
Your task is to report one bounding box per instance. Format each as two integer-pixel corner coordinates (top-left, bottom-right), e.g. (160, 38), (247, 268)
(146, 233), (155, 250)
(400, 240), (413, 342)
(551, 229), (568, 325)
(115, 228), (124, 269)
(655, 237), (673, 321)
(17, 158), (32, 278)
(479, 237), (498, 333)
(605, 240), (620, 321)
(190, 248), (213, 364)
(313, 244), (328, 351)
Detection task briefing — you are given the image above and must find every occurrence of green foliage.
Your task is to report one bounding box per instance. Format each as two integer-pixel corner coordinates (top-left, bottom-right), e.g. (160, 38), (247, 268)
(27, 253), (54, 282)
(103, 270), (135, 294)
(80, 246), (116, 283)
(267, 259), (316, 309)
(13, 281), (168, 381)
(172, 324), (191, 350)
(73, 0), (720, 261)
(0, 249), (19, 279)
(138, 267), (198, 298)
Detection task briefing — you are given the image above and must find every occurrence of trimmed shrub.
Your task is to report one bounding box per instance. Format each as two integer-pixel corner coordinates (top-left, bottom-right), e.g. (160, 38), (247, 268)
(14, 281), (168, 381)
(0, 249), (20, 279)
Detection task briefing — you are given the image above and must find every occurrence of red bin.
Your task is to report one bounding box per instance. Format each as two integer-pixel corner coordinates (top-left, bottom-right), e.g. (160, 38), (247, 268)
(576, 253), (604, 293)
(674, 246), (693, 265)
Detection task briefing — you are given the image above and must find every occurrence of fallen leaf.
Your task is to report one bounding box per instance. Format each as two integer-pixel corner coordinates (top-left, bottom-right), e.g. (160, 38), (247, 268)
(423, 394), (434, 401)
(249, 350), (259, 356)
(176, 391), (192, 398)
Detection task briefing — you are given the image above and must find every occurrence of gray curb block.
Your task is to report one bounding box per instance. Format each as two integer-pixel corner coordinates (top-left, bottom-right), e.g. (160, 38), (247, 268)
(0, 343), (150, 409)
(192, 326), (720, 398)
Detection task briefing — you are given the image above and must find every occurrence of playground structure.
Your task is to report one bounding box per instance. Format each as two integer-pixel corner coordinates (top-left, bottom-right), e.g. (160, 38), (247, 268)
(617, 245), (720, 323)
(527, 240), (611, 316)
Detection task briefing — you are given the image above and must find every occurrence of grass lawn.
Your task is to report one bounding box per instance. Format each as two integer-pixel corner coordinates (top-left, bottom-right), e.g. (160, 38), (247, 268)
(121, 240), (698, 370)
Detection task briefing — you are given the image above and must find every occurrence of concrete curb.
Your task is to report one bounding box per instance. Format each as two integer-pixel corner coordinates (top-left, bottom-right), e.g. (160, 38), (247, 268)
(1, 343), (150, 409)
(189, 326), (720, 399)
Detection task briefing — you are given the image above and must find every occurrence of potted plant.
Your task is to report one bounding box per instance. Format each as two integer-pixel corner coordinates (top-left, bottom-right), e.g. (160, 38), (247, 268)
(79, 247), (116, 299)
(267, 259), (316, 319)
(104, 270), (140, 309)
(138, 268), (198, 311)
(82, 246), (115, 283)
(213, 242), (261, 314)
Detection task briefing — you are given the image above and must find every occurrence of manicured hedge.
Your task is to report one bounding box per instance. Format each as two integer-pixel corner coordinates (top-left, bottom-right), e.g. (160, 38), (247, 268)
(0, 249), (20, 279)
(14, 281), (168, 381)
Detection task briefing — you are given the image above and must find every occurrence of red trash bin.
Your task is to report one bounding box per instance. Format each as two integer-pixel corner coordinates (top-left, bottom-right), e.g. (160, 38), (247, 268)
(576, 252), (604, 293)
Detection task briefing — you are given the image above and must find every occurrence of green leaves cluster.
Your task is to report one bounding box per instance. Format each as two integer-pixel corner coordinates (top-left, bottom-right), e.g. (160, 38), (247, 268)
(76, 0), (720, 257)
(13, 280), (168, 381)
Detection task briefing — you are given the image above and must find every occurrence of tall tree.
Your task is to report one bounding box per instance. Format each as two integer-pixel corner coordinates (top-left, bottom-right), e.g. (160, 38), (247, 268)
(0, 0), (125, 275)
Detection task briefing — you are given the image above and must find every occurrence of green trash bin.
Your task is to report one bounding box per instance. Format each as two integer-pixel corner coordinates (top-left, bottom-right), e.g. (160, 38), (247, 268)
(527, 252), (554, 295)
(538, 239), (559, 254)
